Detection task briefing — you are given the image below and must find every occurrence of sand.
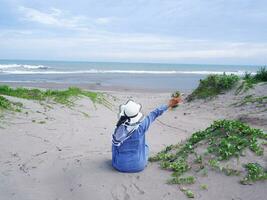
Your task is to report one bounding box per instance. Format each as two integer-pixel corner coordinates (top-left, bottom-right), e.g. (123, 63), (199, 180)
(0, 84), (266, 200)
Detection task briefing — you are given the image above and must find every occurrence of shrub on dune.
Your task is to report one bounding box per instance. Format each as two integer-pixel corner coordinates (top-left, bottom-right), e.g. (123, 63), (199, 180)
(188, 74), (240, 101)
(236, 67), (267, 94)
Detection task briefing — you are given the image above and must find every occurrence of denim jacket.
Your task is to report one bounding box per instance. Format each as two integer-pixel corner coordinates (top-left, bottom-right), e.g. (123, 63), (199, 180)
(112, 105), (168, 172)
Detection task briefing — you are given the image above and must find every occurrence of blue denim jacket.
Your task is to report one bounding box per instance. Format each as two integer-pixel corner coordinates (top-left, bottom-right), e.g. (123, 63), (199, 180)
(112, 105), (168, 172)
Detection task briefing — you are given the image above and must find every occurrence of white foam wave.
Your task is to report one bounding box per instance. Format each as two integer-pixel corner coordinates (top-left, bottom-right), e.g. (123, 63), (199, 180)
(0, 64), (48, 70)
(23, 65), (48, 69)
(0, 69), (255, 75)
(0, 64), (20, 69)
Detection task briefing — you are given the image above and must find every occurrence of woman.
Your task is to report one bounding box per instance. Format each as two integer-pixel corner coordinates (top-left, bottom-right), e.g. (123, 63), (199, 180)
(112, 97), (181, 172)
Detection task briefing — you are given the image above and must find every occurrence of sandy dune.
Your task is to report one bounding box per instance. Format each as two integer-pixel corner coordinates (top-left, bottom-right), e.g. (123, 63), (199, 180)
(0, 85), (266, 200)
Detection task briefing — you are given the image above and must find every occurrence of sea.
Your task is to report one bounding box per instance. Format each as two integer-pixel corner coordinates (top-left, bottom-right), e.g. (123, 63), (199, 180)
(0, 60), (261, 92)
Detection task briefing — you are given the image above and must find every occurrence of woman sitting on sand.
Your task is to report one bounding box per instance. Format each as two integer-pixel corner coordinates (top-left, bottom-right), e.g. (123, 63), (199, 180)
(112, 97), (181, 172)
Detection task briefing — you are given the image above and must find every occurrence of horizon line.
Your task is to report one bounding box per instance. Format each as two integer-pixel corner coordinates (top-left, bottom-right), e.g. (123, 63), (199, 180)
(0, 58), (265, 67)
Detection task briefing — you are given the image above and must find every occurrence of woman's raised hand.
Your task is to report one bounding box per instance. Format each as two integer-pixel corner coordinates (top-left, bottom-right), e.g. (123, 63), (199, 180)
(168, 97), (182, 108)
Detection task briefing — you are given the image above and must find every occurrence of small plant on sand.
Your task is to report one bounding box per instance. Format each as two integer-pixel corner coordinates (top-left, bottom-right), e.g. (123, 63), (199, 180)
(185, 189), (194, 198)
(187, 74), (239, 101)
(222, 165), (241, 176)
(240, 163), (267, 185)
(0, 96), (12, 110)
(180, 187), (195, 198)
(168, 176), (195, 185)
(160, 158), (189, 175)
(200, 184), (208, 190)
(150, 120), (266, 198)
(0, 95), (22, 112)
(207, 159), (241, 176)
(208, 159), (220, 169)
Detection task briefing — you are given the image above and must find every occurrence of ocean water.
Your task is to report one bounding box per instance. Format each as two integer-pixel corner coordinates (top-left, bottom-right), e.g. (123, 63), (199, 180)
(0, 60), (260, 92)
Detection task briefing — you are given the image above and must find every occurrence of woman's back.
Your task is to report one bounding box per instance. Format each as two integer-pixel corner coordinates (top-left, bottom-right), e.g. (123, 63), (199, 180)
(112, 126), (147, 172)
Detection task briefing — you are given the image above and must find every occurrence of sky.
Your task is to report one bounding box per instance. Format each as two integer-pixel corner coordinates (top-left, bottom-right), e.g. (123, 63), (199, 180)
(0, 0), (267, 64)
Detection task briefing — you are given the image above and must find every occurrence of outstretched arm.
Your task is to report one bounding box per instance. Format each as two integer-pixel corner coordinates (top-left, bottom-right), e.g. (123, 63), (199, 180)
(138, 97), (182, 134)
(138, 105), (168, 134)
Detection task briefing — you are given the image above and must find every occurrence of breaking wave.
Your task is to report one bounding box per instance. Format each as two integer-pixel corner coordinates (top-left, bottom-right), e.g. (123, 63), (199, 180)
(0, 64), (48, 70)
(0, 69), (255, 75)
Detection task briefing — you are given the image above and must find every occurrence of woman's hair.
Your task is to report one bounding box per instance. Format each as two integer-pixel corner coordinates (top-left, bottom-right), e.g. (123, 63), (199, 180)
(116, 115), (129, 127)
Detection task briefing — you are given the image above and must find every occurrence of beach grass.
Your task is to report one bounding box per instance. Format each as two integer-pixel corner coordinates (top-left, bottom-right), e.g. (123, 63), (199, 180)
(149, 119), (267, 198)
(187, 74), (240, 101)
(0, 85), (110, 108)
(253, 67), (267, 82)
(236, 67), (267, 94)
(0, 96), (12, 110)
(232, 95), (267, 107)
(0, 95), (22, 112)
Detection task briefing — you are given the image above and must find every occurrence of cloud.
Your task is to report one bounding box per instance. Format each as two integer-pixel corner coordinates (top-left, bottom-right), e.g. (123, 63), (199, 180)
(0, 2), (265, 64)
(18, 6), (114, 30)
(0, 31), (266, 63)
(19, 6), (63, 26)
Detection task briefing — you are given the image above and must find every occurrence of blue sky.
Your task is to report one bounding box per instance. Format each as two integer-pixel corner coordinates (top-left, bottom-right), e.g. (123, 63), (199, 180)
(0, 0), (266, 64)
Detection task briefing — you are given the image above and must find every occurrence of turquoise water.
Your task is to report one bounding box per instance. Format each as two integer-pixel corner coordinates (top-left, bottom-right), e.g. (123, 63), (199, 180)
(0, 60), (261, 92)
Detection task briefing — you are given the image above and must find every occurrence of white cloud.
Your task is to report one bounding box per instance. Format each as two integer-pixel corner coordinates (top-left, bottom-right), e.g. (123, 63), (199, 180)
(0, 32), (266, 63)
(19, 6), (62, 26)
(18, 6), (114, 30)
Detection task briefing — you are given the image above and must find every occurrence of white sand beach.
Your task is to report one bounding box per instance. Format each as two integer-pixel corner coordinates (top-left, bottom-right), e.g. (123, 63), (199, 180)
(0, 84), (266, 200)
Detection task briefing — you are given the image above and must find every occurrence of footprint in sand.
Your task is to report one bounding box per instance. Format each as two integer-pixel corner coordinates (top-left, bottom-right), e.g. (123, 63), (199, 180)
(111, 184), (131, 200)
(111, 182), (145, 200)
(132, 183), (145, 195)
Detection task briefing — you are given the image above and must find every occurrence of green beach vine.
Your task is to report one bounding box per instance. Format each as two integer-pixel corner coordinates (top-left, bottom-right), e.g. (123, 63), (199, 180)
(150, 119), (267, 198)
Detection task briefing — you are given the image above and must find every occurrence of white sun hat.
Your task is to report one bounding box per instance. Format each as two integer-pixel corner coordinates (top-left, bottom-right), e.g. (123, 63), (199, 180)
(119, 100), (143, 125)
